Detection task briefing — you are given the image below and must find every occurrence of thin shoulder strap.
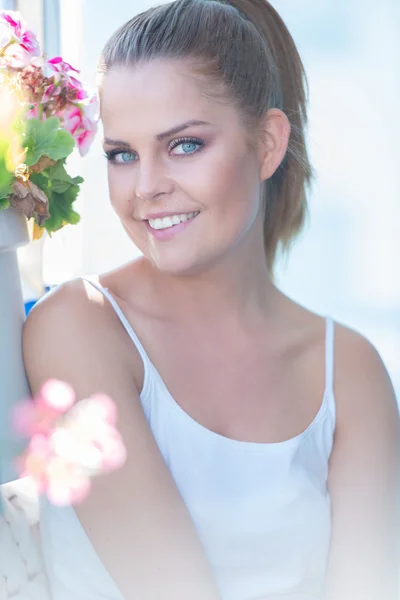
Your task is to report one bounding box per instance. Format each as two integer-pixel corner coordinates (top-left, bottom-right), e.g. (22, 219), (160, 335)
(80, 275), (152, 370)
(325, 316), (335, 396)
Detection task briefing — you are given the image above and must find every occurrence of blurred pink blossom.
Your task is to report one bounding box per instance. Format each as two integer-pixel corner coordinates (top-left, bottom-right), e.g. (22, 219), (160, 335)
(45, 456), (92, 506)
(12, 379), (76, 438)
(13, 380), (127, 507)
(56, 395), (127, 473)
(16, 434), (54, 494)
(0, 10), (40, 56)
(40, 379), (76, 412)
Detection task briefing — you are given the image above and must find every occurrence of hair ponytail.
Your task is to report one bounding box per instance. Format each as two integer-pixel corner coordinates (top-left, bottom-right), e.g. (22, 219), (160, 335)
(98, 0), (314, 280)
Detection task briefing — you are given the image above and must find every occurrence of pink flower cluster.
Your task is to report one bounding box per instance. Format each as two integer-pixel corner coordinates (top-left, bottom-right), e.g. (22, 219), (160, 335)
(0, 10), (98, 156)
(46, 58), (99, 156)
(12, 380), (127, 507)
(0, 10), (40, 69)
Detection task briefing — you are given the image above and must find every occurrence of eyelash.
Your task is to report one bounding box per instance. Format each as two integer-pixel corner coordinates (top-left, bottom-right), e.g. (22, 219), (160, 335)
(104, 137), (205, 164)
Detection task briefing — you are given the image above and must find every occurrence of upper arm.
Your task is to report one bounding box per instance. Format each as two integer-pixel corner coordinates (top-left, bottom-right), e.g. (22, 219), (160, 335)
(23, 279), (134, 399)
(324, 327), (400, 600)
(22, 280), (222, 600)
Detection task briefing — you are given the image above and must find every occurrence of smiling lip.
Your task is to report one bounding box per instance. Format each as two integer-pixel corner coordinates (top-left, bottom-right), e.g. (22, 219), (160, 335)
(145, 211), (199, 241)
(143, 210), (199, 220)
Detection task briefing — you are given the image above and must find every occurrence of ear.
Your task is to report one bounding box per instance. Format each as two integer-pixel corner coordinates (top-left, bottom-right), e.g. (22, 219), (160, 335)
(258, 108), (291, 182)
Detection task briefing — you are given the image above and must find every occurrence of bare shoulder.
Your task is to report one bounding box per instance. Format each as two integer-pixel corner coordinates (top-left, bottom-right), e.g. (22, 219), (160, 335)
(331, 320), (398, 421)
(286, 295), (398, 428)
(326, 317), (400, 500)
(22, 276), (137, 399)
(292, 295), (397, 407)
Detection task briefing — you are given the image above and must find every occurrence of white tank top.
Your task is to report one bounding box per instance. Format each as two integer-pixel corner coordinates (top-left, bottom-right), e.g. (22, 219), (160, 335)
(39, 276), (336, 600)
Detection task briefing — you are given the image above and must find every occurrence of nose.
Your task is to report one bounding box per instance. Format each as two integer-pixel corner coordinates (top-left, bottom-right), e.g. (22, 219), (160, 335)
(135, 158), (173, 201)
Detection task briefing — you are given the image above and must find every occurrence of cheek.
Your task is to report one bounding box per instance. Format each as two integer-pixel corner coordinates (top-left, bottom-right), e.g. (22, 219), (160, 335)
(207, 150), (260, 220)
(108, 167), (134, 215)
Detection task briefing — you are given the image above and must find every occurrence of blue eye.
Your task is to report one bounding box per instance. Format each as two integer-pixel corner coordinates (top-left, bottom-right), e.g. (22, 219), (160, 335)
(104, 136), (204, 165)
(117, 152), (135, 163)
(169, 137), (204, 155)
(104, 149), (135, 164)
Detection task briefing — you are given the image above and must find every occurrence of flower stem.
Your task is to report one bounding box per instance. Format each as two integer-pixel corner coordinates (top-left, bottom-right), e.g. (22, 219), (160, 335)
(0, 40), (14, 56)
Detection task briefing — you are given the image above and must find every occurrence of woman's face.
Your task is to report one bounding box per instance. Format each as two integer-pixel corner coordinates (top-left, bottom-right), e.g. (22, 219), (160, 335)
(100, 59), (270, 276)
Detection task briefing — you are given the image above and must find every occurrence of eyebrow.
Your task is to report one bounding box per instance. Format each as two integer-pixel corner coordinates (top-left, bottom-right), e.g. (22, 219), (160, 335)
(103, 119), (211, 147)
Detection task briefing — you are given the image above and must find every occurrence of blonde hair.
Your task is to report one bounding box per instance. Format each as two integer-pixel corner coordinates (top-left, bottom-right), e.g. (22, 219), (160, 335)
(98, 0), (314, 281)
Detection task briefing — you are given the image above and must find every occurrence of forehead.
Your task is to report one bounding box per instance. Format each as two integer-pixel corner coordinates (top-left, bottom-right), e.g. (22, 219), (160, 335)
(100, 60), (206, 117)
(99, 59), (241, 137)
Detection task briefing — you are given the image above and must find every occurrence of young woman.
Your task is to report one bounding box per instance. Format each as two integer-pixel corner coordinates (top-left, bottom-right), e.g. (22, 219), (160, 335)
(23, 0), (400, 598)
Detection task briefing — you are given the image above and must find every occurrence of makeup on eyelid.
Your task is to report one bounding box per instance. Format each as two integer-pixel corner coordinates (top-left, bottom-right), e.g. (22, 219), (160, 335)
(104, 137), (205, 164)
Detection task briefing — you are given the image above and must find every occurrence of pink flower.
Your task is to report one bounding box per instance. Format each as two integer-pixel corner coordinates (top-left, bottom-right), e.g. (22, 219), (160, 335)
(47, 56), (82, 90)
(76, 126), (97, 157)
(26, 103), (46, 121)
(56, 396), (127, 474)
(62, 104), (83, 136)
(47, 57), (90, 106)
(45, 456), (91, 506)
(69, 393), (118, 426)
(16, 434), (54, 494)
(61, 96), (98, 156)
(12, 398), (59, 438)
(72, 86), (88, 102)
(0, 19), (11, 48)
(0, 10), (40, 56)
(1, 42), (33, 69)
(12, 379), (76, 438)
(77, 96), (99, 156)
(39, 379), (76, 413)
(13, 380), (127, 506)
(97, 428), (127, 472)
(41, 82), (61, 104)
(82, 95), (99, 127)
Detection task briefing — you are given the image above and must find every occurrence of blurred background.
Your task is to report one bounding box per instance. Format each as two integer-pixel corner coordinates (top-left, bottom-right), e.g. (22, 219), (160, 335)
(5, 0), (400, 401)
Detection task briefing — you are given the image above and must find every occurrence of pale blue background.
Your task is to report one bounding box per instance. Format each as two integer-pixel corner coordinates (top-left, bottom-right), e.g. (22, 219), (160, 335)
(272, 0), (400, 401)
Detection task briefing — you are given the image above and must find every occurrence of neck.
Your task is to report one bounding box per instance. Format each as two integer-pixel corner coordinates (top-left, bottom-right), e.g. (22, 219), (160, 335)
(146, 239), (281, 331)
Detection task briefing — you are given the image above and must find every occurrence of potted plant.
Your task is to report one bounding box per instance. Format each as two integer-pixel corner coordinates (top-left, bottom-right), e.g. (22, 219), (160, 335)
(0, 10), (98, 483)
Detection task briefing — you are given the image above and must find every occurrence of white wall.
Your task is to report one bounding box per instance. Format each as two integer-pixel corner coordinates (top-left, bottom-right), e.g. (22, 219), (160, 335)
(40, 0), (399, 399)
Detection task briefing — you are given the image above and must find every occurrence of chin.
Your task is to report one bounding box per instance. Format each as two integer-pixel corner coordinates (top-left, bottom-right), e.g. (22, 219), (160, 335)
(149, 254), (204, 277)
(143, 246), (217, 278)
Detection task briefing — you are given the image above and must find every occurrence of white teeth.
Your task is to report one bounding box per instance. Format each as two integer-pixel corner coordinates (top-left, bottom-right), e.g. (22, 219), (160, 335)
(148, 211), (200, 230)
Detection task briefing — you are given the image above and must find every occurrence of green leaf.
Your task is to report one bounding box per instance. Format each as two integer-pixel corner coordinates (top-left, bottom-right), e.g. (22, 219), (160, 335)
(27, 157), (83, 234)
(0, 168), (11, 188)
(29, 172), (49, 193)
(23, 117), (75, 166)
(46, 161), (76, 193)
(68, 210), (81, 225)
(64, 183), (80, 205)
(43, 188), (81, 233)
(43, 195), (64, 232)
(47, 161), (75, 182)
(0, 184), (13, 200)
(0, 139), (13, 190)
(54, 193), (81, 221)
(0, 197), (10, 210)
